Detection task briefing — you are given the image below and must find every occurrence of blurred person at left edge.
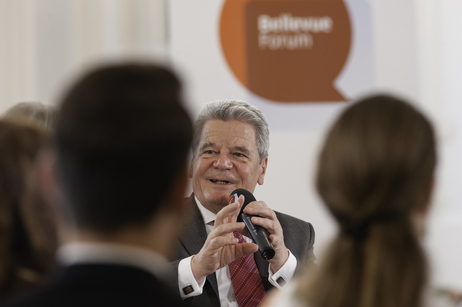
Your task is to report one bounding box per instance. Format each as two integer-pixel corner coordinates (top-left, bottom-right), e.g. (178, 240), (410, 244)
(4, 62), (194, 307)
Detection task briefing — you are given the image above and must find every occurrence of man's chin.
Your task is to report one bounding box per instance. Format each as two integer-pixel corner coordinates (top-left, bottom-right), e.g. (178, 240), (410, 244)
(203, 194), (232, 213)
(214, 195), (231, 207)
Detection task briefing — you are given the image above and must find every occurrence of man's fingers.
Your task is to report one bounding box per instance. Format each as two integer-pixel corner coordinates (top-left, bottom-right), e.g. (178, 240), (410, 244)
(215, 195), (244, 225)
(234, 226), (250, 238)
(212, 221), (245, 236)
(244, 201), (275, 220)
(205, 235), (239, 252)
(251, 216), (276, 233)
(204, 222), (246, 252)
(235, 242), (259, 256)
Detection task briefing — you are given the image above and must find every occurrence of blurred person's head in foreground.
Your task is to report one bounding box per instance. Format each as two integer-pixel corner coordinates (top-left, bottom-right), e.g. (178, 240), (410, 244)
(50, 63), (193, 253)
(3, 63), (194, 307)
(0, 120), (57, 300)
(300, 94), (436, 307)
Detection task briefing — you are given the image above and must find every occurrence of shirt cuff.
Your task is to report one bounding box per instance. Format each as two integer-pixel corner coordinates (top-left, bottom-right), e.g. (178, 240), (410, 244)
(268, 250), (297, 289)
(178, 256), (206, 299)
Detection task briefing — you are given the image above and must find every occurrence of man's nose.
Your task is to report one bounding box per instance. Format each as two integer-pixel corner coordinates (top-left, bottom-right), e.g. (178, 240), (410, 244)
(213, 153), (233, 169)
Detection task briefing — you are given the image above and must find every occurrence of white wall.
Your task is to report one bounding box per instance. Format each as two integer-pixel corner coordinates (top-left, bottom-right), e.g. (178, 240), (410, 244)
(0, 0), (461, 292)
(417, 0), (462, 291)
(0, 0), (168, 113)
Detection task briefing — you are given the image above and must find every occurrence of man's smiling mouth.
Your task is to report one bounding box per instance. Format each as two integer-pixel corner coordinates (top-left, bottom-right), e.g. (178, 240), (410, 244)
(210, 179), (231, 185)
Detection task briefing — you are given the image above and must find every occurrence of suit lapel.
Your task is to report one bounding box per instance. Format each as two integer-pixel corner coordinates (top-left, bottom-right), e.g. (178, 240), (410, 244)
(180, 195), (219, 297)
(181, 196), (208, 255)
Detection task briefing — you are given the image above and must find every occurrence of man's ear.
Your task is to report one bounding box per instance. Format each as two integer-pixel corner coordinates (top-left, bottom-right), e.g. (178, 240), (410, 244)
(257, 157), (268, 186)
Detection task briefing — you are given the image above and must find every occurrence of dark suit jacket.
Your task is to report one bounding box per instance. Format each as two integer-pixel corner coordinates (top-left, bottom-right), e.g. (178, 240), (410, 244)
(168, 195), (316, 306)
(4, 264), (186, 307)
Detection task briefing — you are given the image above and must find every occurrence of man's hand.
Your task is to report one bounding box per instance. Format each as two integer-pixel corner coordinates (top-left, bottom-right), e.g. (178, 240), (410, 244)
(191, 196), (258, 284)
(243, 201), (289, 273)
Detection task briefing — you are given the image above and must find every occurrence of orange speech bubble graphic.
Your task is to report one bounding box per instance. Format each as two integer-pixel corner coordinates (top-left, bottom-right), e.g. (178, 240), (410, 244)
(220, 0), (351, 102)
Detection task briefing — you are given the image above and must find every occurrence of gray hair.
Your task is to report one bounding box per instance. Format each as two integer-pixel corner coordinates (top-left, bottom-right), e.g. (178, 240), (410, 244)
(192, 99), (269, 162)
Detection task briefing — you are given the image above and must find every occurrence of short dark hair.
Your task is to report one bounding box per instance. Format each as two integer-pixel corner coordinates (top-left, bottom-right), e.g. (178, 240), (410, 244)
(55, 63), (193, 233)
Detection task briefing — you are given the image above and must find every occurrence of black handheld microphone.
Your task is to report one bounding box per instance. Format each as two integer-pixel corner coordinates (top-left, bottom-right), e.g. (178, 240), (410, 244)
(229, 188), (275, 260)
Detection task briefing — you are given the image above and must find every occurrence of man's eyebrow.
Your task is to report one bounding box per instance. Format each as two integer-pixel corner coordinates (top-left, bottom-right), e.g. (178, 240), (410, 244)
(199, 142), (216, 151)
(234, 146), (251, 155)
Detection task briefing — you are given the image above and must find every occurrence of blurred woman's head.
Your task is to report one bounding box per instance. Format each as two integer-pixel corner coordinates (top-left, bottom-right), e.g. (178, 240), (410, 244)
(0, 120), (58, 299)
(317, 94), (435, 238)
(304, 94), (436, 307)
(2, 102), (56, 130)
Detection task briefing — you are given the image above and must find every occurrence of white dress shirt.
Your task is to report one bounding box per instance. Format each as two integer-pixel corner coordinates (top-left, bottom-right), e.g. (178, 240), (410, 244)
(57, 242), (168, 279)
(178, 197), (297, 306)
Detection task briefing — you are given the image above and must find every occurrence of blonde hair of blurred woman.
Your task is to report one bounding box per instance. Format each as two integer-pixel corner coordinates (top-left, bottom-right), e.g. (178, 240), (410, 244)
(0, 120), (58, 300)
(298, 94), (436, 307)
(2, 102), (56, 130)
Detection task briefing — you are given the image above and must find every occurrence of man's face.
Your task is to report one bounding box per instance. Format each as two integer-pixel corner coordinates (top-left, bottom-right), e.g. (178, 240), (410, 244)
(189, 119), (268, 214)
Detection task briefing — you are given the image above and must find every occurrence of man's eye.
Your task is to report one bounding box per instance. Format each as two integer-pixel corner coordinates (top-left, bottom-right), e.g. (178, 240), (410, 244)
(234, 153), (246, 158)
(203, 150), (215, 155)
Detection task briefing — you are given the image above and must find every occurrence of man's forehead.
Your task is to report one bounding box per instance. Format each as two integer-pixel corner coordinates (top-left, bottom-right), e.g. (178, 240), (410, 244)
(200, 120), (257, 147)
(200, 136), (255, 149)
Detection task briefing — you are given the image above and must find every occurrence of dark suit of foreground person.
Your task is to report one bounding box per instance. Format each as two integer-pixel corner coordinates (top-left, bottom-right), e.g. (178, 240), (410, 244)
(4, 63), (193, 307)
(167, 100), (316, 306)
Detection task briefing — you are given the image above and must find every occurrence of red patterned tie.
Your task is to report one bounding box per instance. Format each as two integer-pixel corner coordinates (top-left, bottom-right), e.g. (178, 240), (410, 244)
(228, 232), (266, 307)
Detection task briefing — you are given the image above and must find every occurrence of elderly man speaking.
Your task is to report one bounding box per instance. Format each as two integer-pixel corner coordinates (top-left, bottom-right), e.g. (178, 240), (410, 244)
(168, 100), (316, 307)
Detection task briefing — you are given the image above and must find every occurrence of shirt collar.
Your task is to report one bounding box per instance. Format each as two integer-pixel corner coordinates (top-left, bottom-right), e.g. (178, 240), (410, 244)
(57, 242), (168, 278)
(194, 195), (216, 226)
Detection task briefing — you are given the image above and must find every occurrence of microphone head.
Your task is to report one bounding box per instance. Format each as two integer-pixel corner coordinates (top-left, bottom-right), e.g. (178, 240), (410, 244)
(229, 188), (256, 206)
(229, 188), (256, 222)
